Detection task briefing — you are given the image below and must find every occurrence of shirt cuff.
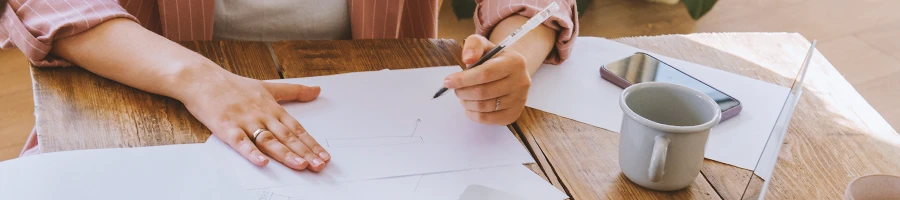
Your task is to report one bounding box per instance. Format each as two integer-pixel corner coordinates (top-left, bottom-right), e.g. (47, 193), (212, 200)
(473, 0), (579, 65)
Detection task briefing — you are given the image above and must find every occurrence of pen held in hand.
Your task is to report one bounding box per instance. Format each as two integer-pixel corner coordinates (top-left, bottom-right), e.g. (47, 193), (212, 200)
(432, 47), (504, 99)
(431, 2), (559, 99)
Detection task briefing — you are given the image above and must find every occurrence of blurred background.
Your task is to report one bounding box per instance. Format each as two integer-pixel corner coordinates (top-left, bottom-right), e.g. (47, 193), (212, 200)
(1, 0), (898, 161)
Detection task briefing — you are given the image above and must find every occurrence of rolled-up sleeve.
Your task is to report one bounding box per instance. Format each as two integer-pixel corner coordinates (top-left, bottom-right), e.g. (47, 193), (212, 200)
(474, 0), (578, 65)
(0, 0), (137, 67)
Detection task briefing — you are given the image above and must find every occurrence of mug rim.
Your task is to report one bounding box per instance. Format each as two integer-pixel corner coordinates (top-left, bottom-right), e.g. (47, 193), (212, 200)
(845, 174), (900, 200)
(619, 82), (722, 133)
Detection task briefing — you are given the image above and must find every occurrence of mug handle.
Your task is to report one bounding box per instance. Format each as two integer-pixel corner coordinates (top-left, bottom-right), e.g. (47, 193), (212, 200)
(648, 135), (670, 182)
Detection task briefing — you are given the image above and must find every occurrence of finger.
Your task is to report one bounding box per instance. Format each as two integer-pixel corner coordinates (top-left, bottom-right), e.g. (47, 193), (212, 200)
(219, 127), (269, 166)
(444, 51), (524, 89)
(459, 92), (526, 113)
(462, 34), (496, 65)
(464, 104), (525, 126)
(253, 130), (311, 171)
(265, 82), (321, 102)
(280, 115), (330, 163)
(454, 73), (530, 101)
(263, 120), (315, 169)
(264, 119), (327, 171)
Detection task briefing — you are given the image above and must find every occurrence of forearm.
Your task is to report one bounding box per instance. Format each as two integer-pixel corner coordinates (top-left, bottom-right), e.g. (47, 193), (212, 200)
(488, 15), (556, 76)
(51, 18), (228, 102)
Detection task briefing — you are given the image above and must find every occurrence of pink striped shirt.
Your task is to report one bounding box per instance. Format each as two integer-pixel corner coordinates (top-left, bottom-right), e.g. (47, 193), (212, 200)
(2, 0), (578, 68)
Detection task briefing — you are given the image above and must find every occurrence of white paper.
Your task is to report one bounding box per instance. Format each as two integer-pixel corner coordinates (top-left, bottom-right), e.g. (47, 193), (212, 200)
(214, 67), (534, 189)
(0, 144), (253, 200)
(458, 184), (530, 200)
(247, 165), (567, 200)
(406, 165), (566, 200)
(526, 37), (790, 170)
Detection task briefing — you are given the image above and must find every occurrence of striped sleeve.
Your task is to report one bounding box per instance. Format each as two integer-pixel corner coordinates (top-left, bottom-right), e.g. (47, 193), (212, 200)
(0, 0), (138, 67)
(474, 0), (579, 65)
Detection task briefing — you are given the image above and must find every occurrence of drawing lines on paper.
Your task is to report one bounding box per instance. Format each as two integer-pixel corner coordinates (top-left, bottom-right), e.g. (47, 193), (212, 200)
(324, 119), (426, 147)
(258, 190), (299, 200)
(406, 175), (425, 200)
(410, 118), (421, 137)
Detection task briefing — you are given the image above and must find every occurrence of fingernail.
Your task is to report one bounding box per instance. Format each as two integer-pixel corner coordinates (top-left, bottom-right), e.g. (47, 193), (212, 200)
(443, 74), (455, 88)
(319, 152), (331, 160)
(258, 155), (268, 162)
(443, 79), (452, 88)
(293, 156), (306, 165)
(463, 49), (474, 59)
(311, 158), (324, 166)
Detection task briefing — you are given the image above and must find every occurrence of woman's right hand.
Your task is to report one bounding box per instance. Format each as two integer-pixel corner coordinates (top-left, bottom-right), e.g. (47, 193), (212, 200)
(176, 69), (331, 172)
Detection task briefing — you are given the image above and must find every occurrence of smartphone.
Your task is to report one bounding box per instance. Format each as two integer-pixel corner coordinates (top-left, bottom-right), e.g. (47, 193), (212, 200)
(600, 52), (742, 121)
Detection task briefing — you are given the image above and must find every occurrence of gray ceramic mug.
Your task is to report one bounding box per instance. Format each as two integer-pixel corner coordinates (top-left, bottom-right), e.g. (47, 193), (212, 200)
(618, 82), (722, 191)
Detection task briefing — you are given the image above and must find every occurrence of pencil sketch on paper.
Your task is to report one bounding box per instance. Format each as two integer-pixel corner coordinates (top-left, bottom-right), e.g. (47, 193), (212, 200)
(323, 119), (425, 147)
(257, 190), (295, 200)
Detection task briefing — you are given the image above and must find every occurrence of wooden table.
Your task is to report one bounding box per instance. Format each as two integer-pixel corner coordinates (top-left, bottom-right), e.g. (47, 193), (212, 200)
(31, 34), (900, 199)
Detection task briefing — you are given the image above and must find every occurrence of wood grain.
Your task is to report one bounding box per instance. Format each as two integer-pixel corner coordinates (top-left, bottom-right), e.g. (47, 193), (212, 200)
(694, 0), (900, 41)
(0, 49), (33, 161)
(180, 41), (281, 80)
(33, 41), (281, 153)
(577, 0), (695, 38)
(274, 39), (463, 77)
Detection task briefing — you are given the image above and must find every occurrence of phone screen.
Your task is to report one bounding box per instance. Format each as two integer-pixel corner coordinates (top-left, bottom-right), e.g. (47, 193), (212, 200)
(603, 53), (740, 113)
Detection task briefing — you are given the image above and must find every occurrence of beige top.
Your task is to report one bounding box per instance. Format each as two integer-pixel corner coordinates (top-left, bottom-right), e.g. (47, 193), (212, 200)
(212, 0), (352, 41)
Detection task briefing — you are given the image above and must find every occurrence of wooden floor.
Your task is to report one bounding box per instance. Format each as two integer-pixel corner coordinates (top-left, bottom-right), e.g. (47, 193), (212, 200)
(0, 0), (897, 166)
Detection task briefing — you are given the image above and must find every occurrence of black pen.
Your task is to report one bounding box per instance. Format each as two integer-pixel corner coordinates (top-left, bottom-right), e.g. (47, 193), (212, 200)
(432, 2), (559, 99)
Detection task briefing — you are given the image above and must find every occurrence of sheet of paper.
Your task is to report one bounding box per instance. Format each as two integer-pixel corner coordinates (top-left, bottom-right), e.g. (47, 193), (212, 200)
(247, 165), (567, 200)
(526, 37), (790, 170)
(215, 67), (534, 189)
(458, 185), (530, 200)
(0, 144), (253, 200)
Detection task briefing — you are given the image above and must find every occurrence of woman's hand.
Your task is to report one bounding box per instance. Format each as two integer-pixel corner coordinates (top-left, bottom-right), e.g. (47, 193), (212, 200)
(178, 70), (331, 172)
(443, 35), (531, 125)
(51, 19), (331, 172)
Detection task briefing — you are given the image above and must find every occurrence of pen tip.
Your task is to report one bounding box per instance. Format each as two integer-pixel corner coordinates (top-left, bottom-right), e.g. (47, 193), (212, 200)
(432, 88), (447, 99)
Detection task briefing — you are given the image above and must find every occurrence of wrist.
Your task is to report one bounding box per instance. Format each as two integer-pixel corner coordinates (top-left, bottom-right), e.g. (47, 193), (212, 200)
(161, 61), (233, 103)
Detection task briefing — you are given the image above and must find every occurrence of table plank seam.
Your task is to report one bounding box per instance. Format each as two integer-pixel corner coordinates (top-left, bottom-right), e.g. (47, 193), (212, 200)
(265, 42), (285, 78)
(510, 123), (552, 181)
(699, 170), (726, 199)
(512, 122), (574, 199)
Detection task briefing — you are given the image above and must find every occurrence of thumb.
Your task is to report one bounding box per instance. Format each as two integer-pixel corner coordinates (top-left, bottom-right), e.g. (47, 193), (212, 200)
(462, 34), (495, 66)
(264, 82), (321, 102)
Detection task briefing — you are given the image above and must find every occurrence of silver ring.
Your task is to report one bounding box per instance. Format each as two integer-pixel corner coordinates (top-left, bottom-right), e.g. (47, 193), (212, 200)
(494, 98), (501, 112)
(251, 128), (268, 143)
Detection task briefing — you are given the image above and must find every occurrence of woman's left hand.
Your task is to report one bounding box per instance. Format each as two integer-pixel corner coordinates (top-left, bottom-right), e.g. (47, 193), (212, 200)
(443, 35), (530, 125)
